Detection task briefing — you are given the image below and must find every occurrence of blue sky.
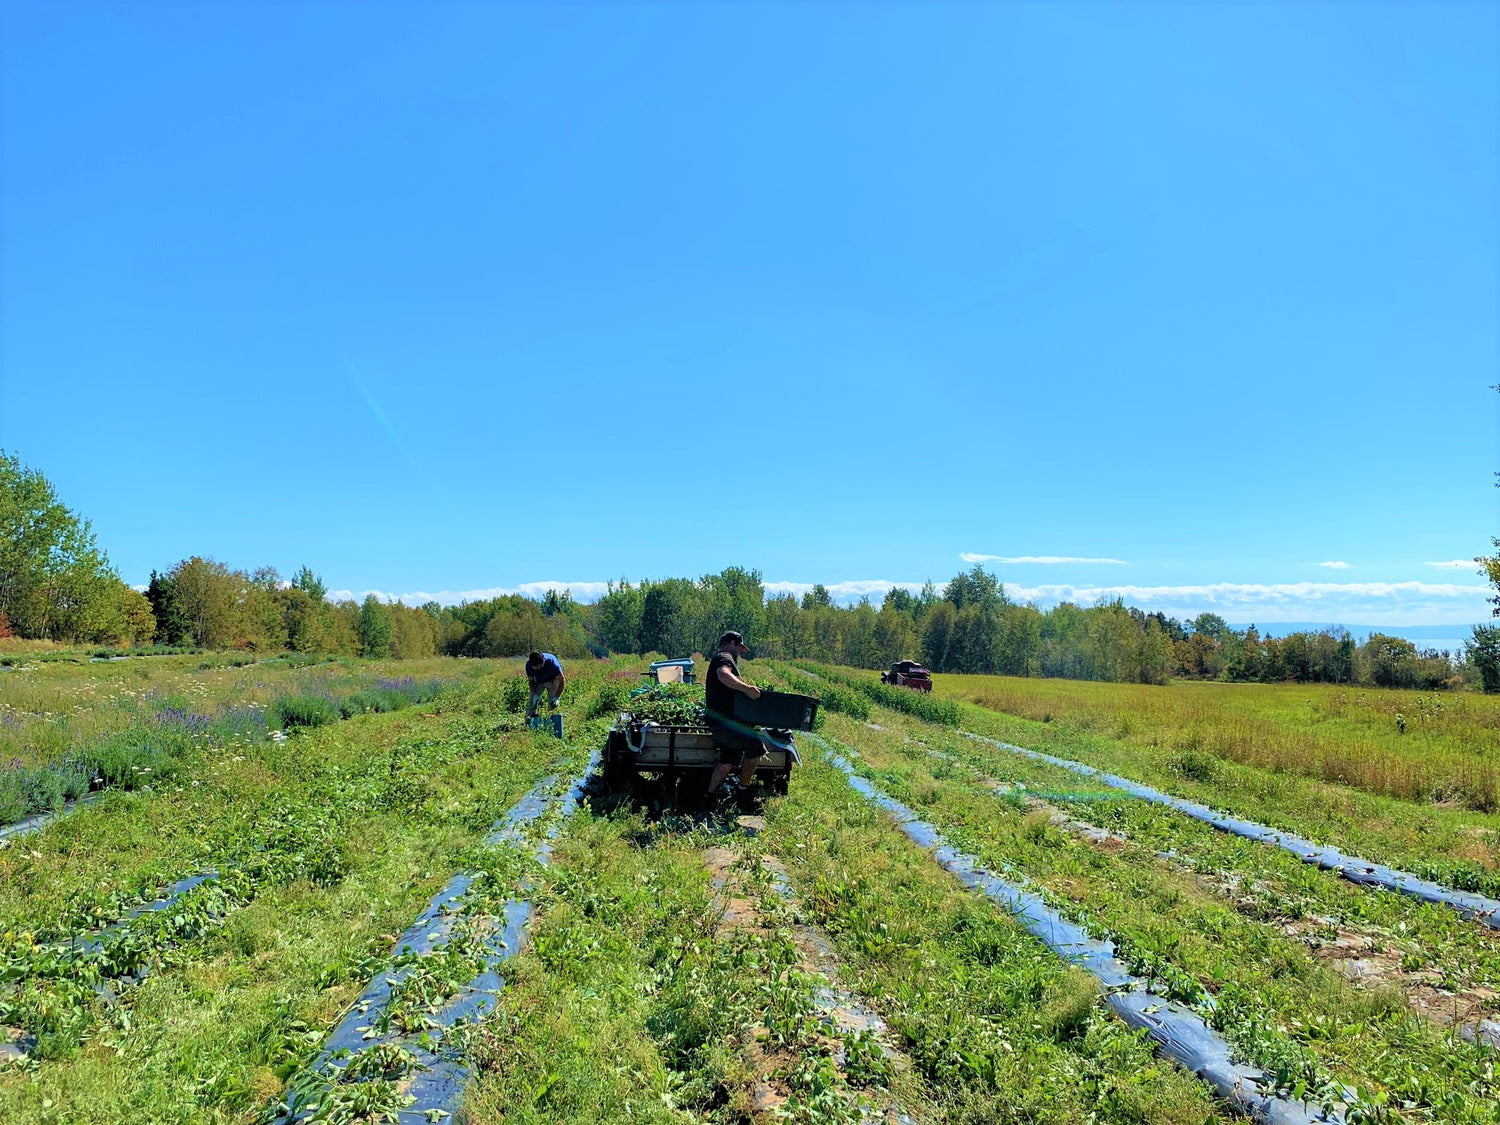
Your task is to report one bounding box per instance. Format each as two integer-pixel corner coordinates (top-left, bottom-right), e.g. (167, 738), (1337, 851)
(2, 2), (1496, 628)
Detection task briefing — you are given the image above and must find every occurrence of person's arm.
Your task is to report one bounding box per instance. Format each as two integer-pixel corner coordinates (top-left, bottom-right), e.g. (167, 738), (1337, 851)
(716, 663), (761, 699)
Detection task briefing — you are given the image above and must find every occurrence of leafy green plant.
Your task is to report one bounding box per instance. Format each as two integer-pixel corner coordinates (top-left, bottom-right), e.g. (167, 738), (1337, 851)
(625, 683), (706, 726)
(585, 678), (629, 720)
(501, 677), (528, 714)
(276, 694), (341, 729)
(840, 1028), (892, 1087)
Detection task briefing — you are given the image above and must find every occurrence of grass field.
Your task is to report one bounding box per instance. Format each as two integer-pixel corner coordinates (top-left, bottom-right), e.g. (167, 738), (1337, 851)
(0, 653), (505, 828)
(5, 655), (1500, 1123)
(931, 673), (1500, 812)
(794, 665), (1500, 898)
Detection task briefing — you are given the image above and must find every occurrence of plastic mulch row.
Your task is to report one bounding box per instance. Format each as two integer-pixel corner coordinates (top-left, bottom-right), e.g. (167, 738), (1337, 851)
(809, 734), (1345, 1125)
(961, 731), (1500, 931)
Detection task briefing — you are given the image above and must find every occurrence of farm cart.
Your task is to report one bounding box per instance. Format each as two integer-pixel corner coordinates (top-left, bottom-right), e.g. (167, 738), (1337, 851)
(602, 688), (818, 801)
(880, 659), (933, 691)
(642, 657), (696, 684)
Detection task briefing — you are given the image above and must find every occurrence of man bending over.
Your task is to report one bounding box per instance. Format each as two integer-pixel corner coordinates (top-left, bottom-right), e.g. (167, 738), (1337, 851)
(525, 651), (565, 720)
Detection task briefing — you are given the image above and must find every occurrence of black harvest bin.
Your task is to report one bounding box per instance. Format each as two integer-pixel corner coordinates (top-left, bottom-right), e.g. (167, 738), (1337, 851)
(732, 690), (819, 732)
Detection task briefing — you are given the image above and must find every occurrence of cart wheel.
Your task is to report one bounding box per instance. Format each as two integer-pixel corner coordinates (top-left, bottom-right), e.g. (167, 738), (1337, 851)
(602, 761), (631, 794)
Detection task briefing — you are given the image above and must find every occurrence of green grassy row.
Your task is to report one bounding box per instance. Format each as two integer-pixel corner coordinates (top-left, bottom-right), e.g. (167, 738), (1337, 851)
(459, 775), (1229, 1125)
(813, 705), (1500, 1123)
(460, 808), (905, 1124)
(757, 744), (1233, 1124)
(0, 662), (626, 1124)
(792, 661), (1500, 900)
(932, 671), (1500, 811)
(913, 720), (1500, 1008)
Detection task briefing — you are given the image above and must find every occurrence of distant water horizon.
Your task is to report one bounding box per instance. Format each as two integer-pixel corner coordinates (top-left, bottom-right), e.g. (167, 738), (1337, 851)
(1253, 622), (1481, 654)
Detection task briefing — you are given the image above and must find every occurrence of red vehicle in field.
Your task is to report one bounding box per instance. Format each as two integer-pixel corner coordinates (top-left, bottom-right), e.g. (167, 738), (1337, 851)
(881, 659), (933, 692)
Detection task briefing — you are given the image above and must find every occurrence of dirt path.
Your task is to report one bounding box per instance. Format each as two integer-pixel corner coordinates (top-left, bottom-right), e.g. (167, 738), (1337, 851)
(704, 820), (921, 1124)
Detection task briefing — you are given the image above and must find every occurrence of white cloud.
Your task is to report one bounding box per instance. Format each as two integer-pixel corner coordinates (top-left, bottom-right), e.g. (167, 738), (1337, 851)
(327, 581), (615, 606)
(960, 553), (1127, 565)
(995, 580), (1492, 626)
(1424, 559), (1480, 570)
(1317, 561), (1351, 570)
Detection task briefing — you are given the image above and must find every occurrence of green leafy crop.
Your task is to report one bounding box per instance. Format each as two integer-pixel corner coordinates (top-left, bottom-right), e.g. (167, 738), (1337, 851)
(624, 683), (707, 726)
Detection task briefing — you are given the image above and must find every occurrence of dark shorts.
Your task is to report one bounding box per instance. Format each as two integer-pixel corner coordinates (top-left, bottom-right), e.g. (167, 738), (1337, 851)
(708, 721), (766, 766)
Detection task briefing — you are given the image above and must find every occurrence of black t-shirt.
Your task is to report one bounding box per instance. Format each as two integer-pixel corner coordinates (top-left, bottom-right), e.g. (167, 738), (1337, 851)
(705, 648), (738, 721)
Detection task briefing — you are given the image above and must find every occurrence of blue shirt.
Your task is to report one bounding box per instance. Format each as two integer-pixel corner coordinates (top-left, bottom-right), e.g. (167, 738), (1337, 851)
(528, 653), (563, 683)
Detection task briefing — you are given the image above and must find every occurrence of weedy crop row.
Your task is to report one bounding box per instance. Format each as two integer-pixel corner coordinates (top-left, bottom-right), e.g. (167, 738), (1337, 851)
(793, 662), (1500, 902)
(813, 706), (1500, 1123)
(958, 729), (1500, 931)
(777, 667), (871, 724)
(277, 754), (600, 1125)
(0, 668), (469, 831)
(902, 722), (1500, 1037)
(794, 662), (963, 726)
(0, 658), (632, 1124)
(929, 673), (1500, 811)
(456, 803), (937, 1125)
(810, 733), (1359, 1125)
(751, 743), (1236, 1123)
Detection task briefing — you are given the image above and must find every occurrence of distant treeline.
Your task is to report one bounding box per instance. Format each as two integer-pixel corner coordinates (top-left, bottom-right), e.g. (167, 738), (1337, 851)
(586, 567), (1481, 690)
(107, 563), (1490, 690)
(3, 450), (1494, 687)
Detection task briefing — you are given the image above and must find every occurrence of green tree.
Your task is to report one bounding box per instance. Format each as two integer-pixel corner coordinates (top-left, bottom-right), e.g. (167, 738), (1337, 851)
(0, 450), (121, 639)
(359, 594), (392, 658)
(595, 580), (644, 653)
(882, 586), (915, 615)
(921, 601), (957, 671)
(292, 565), (328, 603)
(1332, 634), (1356, 683)
(117, 584), (157, 644)
(168, 557), (239, 649)
(762, 592), (811, 659)
(146, 570), (187, 645)
(277, 587), (327, 652)
(802, 584), (832, 609)
(1132, 616), (1172, 685)
(388, 602), (437, 658)
(1364, 633), (1418, 689)
(1467, 625), (1500, 693)
(695, 567), (766, 650)
(1190, 613), (1232, 644)
(873, 603), (914, 665)
(639, 582), (687, 655)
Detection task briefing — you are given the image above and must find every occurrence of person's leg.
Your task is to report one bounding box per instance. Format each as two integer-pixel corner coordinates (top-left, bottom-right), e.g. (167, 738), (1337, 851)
(526, 685), (542, 720)
(709, 733), (747, 795)
(737, 741), (771, 787)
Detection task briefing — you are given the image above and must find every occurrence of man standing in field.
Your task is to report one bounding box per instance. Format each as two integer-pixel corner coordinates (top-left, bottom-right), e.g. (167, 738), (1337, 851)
(705, 630), (769, 798)
(525, 651), (565, 720)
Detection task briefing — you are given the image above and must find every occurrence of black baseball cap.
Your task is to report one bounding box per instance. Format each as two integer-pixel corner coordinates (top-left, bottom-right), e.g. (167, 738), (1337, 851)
(718, 630), (746, 648)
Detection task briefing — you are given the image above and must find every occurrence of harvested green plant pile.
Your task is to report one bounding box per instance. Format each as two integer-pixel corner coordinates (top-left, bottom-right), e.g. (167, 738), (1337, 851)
(627, 683), (706, 726)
